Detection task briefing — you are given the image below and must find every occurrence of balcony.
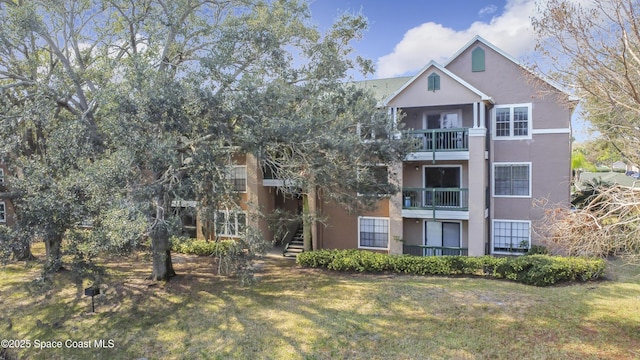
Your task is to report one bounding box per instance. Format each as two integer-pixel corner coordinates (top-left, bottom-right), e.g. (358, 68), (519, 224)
(405, 128), (469, 161)
(262, 165), (281, 186)
(401, 187), (469, 220)
(403, 244), (468, 256)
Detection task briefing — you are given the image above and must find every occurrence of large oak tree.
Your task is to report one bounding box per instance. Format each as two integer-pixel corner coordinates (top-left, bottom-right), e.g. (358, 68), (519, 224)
(0, 0), (408, 280)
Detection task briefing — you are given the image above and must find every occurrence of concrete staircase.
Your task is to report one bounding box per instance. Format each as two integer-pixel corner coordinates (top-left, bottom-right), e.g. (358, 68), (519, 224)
(283, 225), (304, 257)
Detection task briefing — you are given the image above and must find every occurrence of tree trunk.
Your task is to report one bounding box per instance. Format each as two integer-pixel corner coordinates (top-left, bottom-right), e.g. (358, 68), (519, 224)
(12, 241), (35, 261)
(302, 193), (312, 251)
(149, 186), (176, 281)
(44, 235), (63, 273)
(150, 227), (175, 281)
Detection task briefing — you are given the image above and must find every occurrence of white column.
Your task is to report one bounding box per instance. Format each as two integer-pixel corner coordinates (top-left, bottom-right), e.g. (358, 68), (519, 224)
(473, 102), (479, 128)
(479, 101), (486, 128)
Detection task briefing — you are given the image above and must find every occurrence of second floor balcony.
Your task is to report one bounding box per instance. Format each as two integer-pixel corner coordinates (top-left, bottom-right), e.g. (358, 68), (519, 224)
(405, 128), (470, 162)
(408, 128), (469, 151)
(402, 187), (469, 220)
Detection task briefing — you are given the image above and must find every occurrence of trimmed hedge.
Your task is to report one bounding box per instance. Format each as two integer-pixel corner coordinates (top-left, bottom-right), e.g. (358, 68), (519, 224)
(296, 249), (606, 286)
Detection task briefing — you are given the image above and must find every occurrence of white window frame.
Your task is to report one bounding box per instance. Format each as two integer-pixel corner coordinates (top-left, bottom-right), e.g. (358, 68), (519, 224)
(0, 201), (5, 223)
(493, 162), (531, 198)
(492, 220), (531, 255)
(228, 165), (247, 193)
(492, 103), (532, 140)
(215, 210), (247, 238)
(0, 168), (4, 184)
(358, 216), (389, 250)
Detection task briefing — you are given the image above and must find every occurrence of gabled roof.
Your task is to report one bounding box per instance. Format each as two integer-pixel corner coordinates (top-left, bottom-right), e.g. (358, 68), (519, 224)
(382, 61), (493, 106)
(445, 35), (579, 101)
(351, 76), (412, 102)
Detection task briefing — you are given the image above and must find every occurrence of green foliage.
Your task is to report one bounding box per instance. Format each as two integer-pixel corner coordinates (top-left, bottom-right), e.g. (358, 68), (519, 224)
(490, 255), (606, 286)
(571, 150), (597, 171)
(297, 250), (606, 286)
(171, 237), (239, 257)
(0, 225), (15, 264)
(526, 244), (550, 255)
(0, 0), (403, 281)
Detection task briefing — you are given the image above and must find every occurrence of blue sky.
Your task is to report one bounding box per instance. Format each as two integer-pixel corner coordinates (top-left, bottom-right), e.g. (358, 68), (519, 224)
(308, 0), (592, 141)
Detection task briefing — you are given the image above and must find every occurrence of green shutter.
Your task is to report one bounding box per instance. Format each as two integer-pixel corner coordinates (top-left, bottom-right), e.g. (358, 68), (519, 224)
(428, 72), (440, 91)
(472, 47), (485, 72)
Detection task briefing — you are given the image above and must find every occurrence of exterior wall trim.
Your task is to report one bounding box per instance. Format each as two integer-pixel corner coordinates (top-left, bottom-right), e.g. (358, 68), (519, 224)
(405, 151), (469, 162)
(401, 209), (469, 220)
(531, 128), (571, 135)
(383, 61), (494, 106)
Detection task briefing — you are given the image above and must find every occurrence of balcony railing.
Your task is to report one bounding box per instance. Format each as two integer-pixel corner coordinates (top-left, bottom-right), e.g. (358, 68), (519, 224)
(262, 165), (279, 180)
(402, 188), (468, 210)
(407, 128), (469, 152)
(403, 244), (468, 256)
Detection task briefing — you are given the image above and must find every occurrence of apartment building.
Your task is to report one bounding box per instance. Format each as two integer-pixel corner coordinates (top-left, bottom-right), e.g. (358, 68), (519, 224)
(1, 36), (573, 258)
(224, 36), (575, 257)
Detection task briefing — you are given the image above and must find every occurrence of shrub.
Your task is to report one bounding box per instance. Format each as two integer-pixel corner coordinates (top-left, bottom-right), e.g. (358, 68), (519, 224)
(297, 249), (605, 286)
(527, 244), (550, 255)
(295, 249), (340, 268)
(170, 237), (238, 257)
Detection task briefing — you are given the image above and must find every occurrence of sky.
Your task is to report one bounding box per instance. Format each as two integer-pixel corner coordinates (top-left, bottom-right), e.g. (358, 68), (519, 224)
(308, 0), (591, 141)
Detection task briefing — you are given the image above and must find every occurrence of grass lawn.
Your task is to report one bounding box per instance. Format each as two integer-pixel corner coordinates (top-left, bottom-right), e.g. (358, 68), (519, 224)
(1, 244), (639, 360)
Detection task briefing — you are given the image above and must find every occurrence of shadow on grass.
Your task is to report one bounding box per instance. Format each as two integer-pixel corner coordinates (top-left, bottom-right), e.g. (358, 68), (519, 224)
(1, 250), (639, 359)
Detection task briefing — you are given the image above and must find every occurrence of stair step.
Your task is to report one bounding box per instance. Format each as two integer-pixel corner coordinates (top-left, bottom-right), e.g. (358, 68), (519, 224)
(283, 223), (305, 257)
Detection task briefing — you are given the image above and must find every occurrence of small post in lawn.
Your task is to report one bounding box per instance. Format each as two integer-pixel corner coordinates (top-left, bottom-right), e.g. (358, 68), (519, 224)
(84, 287), (100, 313)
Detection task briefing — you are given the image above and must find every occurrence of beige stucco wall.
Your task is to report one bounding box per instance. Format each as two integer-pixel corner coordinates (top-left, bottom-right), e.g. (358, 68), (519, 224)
(448, 40), (572, 249)
(388, 68), (482, 108)
(491, 133), (571, 238)
(317, 196), (391, 251)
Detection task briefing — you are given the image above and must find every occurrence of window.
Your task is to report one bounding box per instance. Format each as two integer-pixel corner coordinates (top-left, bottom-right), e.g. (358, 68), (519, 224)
(428, 72), (440, 91)
(0, 201), (5, 222)
(493, 220), (530, 254)
(215, 210), (247, 237)
(228, 166), (247, 192)
(0, 168), (4, 184)
(493, 104), (531, 139)
(494, 163), (531, 197)
(472, 46), (485, 72)
(358, 217), (389, 249)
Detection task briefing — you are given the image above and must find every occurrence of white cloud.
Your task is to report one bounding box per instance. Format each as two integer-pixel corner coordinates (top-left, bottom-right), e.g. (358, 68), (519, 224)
(376, 0), (536, 78)
(478, 4), (498, 16)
